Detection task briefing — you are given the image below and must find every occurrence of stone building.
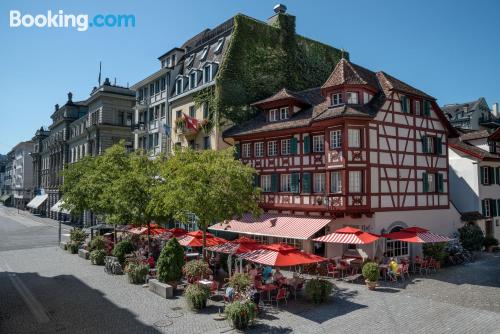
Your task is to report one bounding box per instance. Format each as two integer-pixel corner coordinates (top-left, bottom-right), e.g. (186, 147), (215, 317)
(7, 141), (34, 209)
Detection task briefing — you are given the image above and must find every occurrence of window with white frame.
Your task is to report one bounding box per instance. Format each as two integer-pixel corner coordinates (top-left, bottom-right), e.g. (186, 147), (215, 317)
(312, 135), (324, 152)
(386, 227), (409, 258)
(348, 129), (361, 148)
(363, 92), (372, 104)
(280, 107), (290, 120)
(482, 166), (490, 184)
(427, 173), (436, 192)
(332, 93), (343, 106)
(203, 65), (212, 83)
(280, 174), (291, 192)
(426, 136), (435, 154)
(261, 175), (272, 192)
(484, 199), (491, 217)
(252, 234), (269, 244)
(331, 171), (342, 193)
(281, 139), (291, 155)
(200, 46), (209, 61)
(330, 129), (342, 149)
(189, 72), (197, 89)
(314, 173), (326, 193)
(415, 100), (421, 116)
(269, 109), (278, 122)
(347, 92), (359, 104)
(278, 237), (302, 249)
(215, 37), (225, 54)
(349, 171), (362, 193)
(242, 143), (251, 158)
(255, 142), (264, 157)
(175, 79), (183, 95)
(268, 141), (277, 156)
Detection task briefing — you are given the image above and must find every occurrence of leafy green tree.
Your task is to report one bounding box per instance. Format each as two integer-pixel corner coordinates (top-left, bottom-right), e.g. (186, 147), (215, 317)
(150, 148), (261, 255)
(60, 156), (99, 215)
(157, 238), (185, 284)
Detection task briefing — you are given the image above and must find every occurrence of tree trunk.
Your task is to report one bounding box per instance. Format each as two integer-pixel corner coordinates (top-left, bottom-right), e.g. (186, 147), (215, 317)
(147, 222), (151, 257)
(202, 224), (207, 260)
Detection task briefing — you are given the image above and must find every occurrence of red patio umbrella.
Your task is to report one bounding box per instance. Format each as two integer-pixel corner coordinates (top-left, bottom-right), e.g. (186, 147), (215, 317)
(205, 236), (263, 254)
(382, 226), (453, 243)
(177, 230), (227, 247)
(168, 228), (188, 237)
(313, 226), (380, 244)
(128, 226), (169, 236)
(237, 243), (327, 267)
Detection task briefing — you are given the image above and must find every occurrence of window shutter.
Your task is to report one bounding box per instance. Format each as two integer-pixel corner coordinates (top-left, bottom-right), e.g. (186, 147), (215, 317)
(401, 96), (408, 113)
(435, 137), (442, 155)
(423, 101), (431, 116)
(253, 174), (260, 188)
(491, 199), (497, 217)
(482, 199), (487, 217)
(303, 135), (310, 154)
(422, 172), (428, 192)
(291, 173), (299, 193)
(480, 167), (485, 185)
(302, 172), (311, 193)
(234, 143), (241, 159)
(489, 167), (495, 185)
(271, 174), (278, 192)
(290, 137), (298, 155)
(497, 199), (500, 216)
(437, 173), (444, 193)
(421, 136), (428, 153)
(497, 167), (500, 185)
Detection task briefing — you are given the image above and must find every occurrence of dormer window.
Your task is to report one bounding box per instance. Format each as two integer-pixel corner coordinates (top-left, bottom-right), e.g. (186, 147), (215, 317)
(187, 54), (195, 68)
(269, 109), (278, 122)
(363, 92), (373, 104)
(332, 93), (343, 106)
(175, 78), (183, 95)
(346, 92), (359, 104)
(189, 71), (197, 89)
(280, 107), (289, 120)
(203, 65), (212, 84)
(200, 46), (209, 61)
(215, 37), (225, 54)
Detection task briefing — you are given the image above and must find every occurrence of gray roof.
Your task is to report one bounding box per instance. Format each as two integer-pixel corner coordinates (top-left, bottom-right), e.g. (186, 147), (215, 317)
(442, 98), (487, 118)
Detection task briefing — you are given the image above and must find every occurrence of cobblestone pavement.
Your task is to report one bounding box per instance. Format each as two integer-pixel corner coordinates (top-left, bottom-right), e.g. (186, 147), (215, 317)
(1, 208), (500, 334)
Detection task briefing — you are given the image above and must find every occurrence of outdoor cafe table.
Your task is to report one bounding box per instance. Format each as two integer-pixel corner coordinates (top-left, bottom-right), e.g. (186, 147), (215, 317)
(258, 284), (277, 303)
(198, 279), (214, 287)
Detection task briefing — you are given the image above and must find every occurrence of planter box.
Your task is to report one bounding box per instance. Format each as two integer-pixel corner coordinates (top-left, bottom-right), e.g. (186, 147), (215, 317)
(78, 249), (90, 260)
(59, 241), (68, 250)
(104, 256), (123, 275)
(149, 279), (173, 299)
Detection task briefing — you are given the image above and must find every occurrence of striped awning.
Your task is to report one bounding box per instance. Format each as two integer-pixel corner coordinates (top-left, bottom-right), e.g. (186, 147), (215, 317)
(50, 199), (71, 214)
(27, 194), (48, 209)
(209, 213), (331, 240)
(313, 227), (380, 245)
(237, 244), (327, 267)
(383, 227), (453, 244)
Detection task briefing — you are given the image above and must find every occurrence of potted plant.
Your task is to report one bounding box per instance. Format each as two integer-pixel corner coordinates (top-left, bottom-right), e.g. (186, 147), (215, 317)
(68, 241), (80, 254)
(362, 262), (380, 290)
(228, 273), (252, 294)
(157, 238), (185, 289)
(112, 240), (135, 266)
(90, 249), (106, 265)
(225, 300), (257, 330)
(483, 236), (499, 252)
(88, 236), (106, 251)
(67, 228), (87, 254)
(184, 283), (210, 311)
(175, 117), (186, 133)
(126, 262), (149, 284)
(182, 259), (211, 283)
(305, 278), (333, 304)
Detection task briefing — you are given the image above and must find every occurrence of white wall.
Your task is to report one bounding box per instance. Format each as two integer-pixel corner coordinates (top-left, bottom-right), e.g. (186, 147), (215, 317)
(448, 148), (479, 212)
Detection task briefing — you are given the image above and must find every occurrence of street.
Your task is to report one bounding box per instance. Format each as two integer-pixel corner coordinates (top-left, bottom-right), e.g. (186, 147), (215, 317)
(1, 206), (500, 334)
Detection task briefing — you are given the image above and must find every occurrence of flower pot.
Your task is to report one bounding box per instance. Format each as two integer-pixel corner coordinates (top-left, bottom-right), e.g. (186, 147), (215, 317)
(365, 280), (378, 290)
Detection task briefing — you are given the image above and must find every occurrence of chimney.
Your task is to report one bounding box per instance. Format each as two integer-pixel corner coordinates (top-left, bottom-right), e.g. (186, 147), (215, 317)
(274, 3), (287, 14)
(493, 103), (499, 118)
(54, 104), (59, 111)
(267, 4), (295, 32)
(67, 92), (73, 103)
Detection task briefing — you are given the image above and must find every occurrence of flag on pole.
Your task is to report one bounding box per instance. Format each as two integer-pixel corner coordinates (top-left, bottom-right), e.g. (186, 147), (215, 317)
(163, 124), (171, 136)
(98, 61), (102, 86)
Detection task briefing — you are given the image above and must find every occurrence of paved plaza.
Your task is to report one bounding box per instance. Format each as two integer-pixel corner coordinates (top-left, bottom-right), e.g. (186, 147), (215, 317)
(1, 206), (500, 334)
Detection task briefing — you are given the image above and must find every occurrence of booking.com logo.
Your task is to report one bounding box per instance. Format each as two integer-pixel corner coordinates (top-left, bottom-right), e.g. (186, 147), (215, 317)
(9, 10), (135, 32)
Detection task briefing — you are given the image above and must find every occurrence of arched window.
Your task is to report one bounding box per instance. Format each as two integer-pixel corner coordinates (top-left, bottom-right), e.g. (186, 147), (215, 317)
(385, 226), (409, 258)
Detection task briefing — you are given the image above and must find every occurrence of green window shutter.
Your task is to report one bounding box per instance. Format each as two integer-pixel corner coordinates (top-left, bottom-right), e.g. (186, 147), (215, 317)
(423, 101), (431, 116)
(496, 168), (500, 185)
(271, 174), (278, 192)
(303, 135), (310, 154)
(422, 172), (428, 192)
(302, 172), (311, 193)
(421, 136), (428, 154)
(491, 199), (497, 217)
(435, 137), (442, 155)
(480, 167), (485, 185)
(482, 200), (487, 217)
(497, 199), (500, 215)
(489, 167), (495, 185)
(437, 173), (444, 193)
(253, 174), (260, 188)
(234, 143), (241, 159)
(291, 173), (299, 193)
(291, 137), (298, 154)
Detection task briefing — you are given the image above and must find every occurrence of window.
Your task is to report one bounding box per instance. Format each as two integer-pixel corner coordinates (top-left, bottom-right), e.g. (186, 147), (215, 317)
(281, 139), (291, 155)
(489, 141), (496, 154)
(482, 166), (491, 185)
(261, 175), (272, 192)
(126, 113), (133, 126)
(331, 171), (342, 193)
(242, 143), (251, 158)
(176, 110), (182, 119)
(346, 92), (359, 104)
(415, 100), (421, 115)
(349, 171), (362, 193)
(255, 142), (264, 157)
(280, 107), (290, 120)
(154, 133), (159, 147)
(171, 54), (176, 66)
(314, 173), (326, 193)
(161, 104), (166, 118)
(386, 227), (409, 258)
(269, 109), (278, 122)
(189, 72), (197, 89)
(483, 199), (491, 217)
(155, 80), (160, 94)
(267, 141), (278, 156)
(332, 93), (343, 106)
(363, 92), (372, 104)
(149, 83), (154, 96)
(401, 95), (410, 113)
(187, 54), (195, 68)
(189, 106), (196, 118)
(348, 129), (361, 148)
(215, 37), (225, 54)
(280, 174), (291, 192)
(175, 79), (183, 95)
(204, 65), (212, 83)
(312, 135), (324, 152)
(425, 173), (436, 192)
(188, 139), (195, 149)
(200, 46), (209, 61)
(203, 136), (211, 150)
(426, 136), (435, 154)
(203, 102), (209, 119)
(330, 129), (342, 149)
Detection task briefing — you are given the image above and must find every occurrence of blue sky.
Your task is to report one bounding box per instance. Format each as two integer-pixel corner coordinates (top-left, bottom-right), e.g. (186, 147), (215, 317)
(0, 0), (499, 154)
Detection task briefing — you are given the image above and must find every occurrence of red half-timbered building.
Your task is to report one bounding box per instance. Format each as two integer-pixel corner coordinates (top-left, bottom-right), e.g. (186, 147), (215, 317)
(211, 58), (461, 258)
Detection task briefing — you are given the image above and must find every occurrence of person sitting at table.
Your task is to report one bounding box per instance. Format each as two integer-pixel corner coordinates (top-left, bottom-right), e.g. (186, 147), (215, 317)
(262, 266), (272, 282)
(249, 264), (258, 280)
(273, 268), (285, 284)
(387, 258), (398, 282)
(381, 252), (390, 264)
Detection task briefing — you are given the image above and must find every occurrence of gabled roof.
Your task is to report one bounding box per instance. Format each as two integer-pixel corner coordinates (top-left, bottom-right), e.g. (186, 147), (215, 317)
(449, 139), (500, 161)
(488, 127), (500, 141)
(322, 58), (379, 90)
(442, 97), (487, 116)
(376, 72), (434, 99)
(250, 88), (310, 108)
(459, 129), (492, 141)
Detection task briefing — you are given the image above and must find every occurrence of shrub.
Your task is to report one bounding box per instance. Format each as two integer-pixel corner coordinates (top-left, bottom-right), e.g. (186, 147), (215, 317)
(483, 236), (499, 248)
(70, 228), (87, 244)
(225, 300), (257, 330)
(90, 249), (106, 265)
(126, 263), (149, 284)
(459, 223), (485, 251)
(183, 260), (211, 281)
(423, 243), (447, 264)
(184, 283), (210, 310)
(89, 236), (106, 251)
(157, 238), (185, 284)
(68, 241), (80, 254)
(228, 273), (252, 293)
(362, 262), (380, 282)
(112, 240), (135, 265)
(305, 278), (333, 304)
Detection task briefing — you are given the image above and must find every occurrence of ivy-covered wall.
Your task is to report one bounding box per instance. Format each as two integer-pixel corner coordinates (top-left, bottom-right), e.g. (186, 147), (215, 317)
(215, 13), (346, 125)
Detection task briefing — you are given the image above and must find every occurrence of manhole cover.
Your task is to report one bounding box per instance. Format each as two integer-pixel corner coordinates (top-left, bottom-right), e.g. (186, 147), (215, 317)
(165, 311), (183, 318)
(170, 306), (182, 311)
(154, 319), (173, 328)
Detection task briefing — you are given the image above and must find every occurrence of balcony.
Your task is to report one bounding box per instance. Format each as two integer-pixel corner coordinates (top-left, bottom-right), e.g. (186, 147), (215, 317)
(132, 122), (146, 134)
